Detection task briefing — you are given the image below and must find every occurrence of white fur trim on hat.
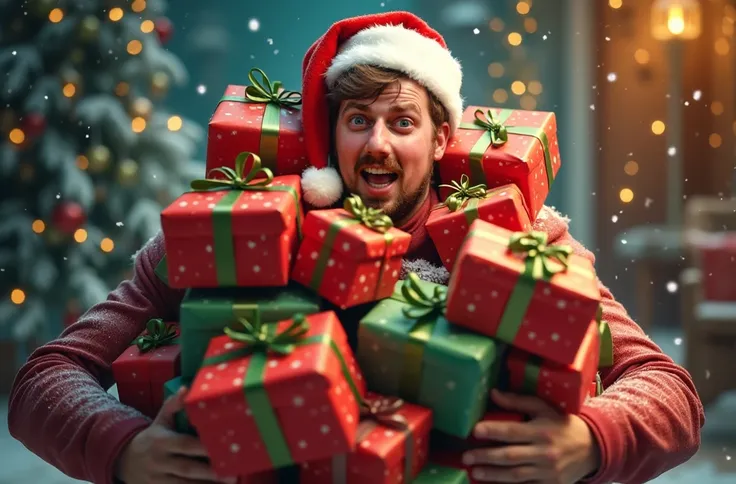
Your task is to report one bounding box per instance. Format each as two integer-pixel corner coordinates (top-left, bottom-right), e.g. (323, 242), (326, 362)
(301, 166), (343, 207)
(324, 23), (464, 134)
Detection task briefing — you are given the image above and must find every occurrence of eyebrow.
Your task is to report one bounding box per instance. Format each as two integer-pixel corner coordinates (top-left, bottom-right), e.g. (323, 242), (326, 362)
(341, 100), (422, 117)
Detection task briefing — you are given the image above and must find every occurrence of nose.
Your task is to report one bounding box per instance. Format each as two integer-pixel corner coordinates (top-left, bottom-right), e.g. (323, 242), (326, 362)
(364, 119), (391, 160)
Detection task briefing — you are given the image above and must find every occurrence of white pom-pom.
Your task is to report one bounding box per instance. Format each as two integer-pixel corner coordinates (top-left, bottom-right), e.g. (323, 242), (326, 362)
(301, 166), (343, 207)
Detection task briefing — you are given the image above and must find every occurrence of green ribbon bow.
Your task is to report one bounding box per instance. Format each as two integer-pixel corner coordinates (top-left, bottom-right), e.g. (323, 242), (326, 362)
(343, 194), (394, 232)
(223, 314), (310, 355)
(508, 231), (572, 280)
(596, 305), (614, 367)
(439, 174), (487, 212)
(190, 151), (274, 192)
(243, 67), (302, 108)
(135, 318), (178, 353)
(400, 272), (448, 320)
(470, 109), (509, 147)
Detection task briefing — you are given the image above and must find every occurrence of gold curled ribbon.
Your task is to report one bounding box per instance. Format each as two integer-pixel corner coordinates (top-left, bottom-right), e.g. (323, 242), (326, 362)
(400, 272), (448, 320)
(508, 231), (573, 280)
(190, 151), (273, 191)
(471, 109), (509, 147)
(343, 194), (394, 233)
(244, 68), (302, 108)
(223, 313), (310, 355)
(135, 318), (178, 353)
(439, 174), (487, 212)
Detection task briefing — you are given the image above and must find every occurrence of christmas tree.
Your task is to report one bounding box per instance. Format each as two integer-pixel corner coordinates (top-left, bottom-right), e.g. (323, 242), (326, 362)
(0, 0), (203, 342)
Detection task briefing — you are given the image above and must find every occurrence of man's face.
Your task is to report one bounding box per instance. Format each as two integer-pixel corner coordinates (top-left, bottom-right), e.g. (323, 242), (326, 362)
(333, 78), (450, 226)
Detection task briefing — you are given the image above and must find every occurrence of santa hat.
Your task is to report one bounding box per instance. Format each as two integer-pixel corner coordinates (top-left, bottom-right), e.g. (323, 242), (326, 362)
(300, 11), (464, 207)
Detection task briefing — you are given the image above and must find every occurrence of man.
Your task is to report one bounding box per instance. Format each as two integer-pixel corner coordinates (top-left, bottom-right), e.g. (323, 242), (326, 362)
(8, 11), (703, 484)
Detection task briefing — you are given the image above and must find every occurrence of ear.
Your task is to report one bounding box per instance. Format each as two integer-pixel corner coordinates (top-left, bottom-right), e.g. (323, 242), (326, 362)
(433, 121), (452, 161)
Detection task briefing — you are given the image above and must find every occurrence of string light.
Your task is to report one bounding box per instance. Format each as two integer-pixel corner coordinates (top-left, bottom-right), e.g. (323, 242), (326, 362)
(32, 220), (45, 234)
(49, 8), (64, 23)
(507, 32), (522, 46)
(524, 18), (538, 33)
(100, 238), (115, 252)
(609, 0), (623, 9)
(74, 229), (88, 243)
(511, 81), (526, 95)
(63, 83), (76, 97)
(619, 188), (634, 203)
(528, 80), (543, 95)
(167, 116), (183, 131)
(487, 62), (504, 78)
(10, 289), (26, 305)
(634, 48), (650, 64)
(520, 94), (537, 110)
(711, 101), (724, 115)
(489, 18), (505, 32)
(127, 40), (143, 55)
(493, 89), (508, 103)
(131, 117), (147, 133)
(516, 2), (530, 15)
(651, 120), (666, 135)
(76, 155), (89, 170)
(131, 0), (146, 12)
(714, 38), (730, 55)
(709, 133), (722, 148)
(109, 7), (124, 21)
(141, 20), (155, 33)
(115, 82), (129, 96)
(9, 128), (25, 145)
(624, 160), (639, 175)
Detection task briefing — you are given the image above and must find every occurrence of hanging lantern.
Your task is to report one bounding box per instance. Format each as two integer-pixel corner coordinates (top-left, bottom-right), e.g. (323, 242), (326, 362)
(651, 0), (702, 40)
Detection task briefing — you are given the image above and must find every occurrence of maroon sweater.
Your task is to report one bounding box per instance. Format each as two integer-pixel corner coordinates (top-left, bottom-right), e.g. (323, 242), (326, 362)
(8, 194), (704, 484)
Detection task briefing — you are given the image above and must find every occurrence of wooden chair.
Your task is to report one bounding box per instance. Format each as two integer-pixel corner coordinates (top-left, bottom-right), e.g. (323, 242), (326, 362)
(680, 196), (736, 407)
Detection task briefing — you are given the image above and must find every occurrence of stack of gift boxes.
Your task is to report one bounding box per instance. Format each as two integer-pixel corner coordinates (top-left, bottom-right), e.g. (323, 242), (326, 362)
(111, 68), (614, 483)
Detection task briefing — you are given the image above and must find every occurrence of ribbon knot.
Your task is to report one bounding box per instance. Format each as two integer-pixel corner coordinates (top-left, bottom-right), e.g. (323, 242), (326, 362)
(400, 272), (447, 320)
(472, 109), (509, 147)
(190, 152), (274, 192)
(135, 318), (178, 353)
(244, 68), (302, 108)
(439, 174), (487, 211)
(508, 231), (573, 279)
(344, 194), (394, 233)
(359, 396), (408, 430)
(224, 313), (310, 355)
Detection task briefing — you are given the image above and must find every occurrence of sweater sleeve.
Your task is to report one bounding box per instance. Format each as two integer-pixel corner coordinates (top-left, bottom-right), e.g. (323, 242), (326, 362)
(551, 229), (705, 484)
(7, 232), (186, 484)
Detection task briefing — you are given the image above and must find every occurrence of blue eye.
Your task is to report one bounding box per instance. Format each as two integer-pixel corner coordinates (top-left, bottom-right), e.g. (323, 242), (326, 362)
(349, 115), (367, 126)
(396, 118), (413, 128)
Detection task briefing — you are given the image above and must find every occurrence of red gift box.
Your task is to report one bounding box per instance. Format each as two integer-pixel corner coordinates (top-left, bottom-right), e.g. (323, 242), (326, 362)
(438, 106), (561, 220)
(692, 231), (736, 301)
(184, 311), (367, 477)
(506, 319), (600, 414)
(445, 219), (601, 366)
(301, 393), (432, 484)
(291, 195), (411, 309)
(161, 153), (302, 289)
(427, 177), (532, 271)
(206, 69), (309, 178)
(112, 319), (181, 419)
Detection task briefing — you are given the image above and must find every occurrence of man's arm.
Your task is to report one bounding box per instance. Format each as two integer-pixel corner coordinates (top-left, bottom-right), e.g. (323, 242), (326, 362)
(8, 232), (186, 484)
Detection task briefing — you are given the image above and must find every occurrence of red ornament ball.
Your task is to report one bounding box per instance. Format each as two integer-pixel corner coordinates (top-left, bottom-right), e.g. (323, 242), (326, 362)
(155, 17), (173, 44)
(52, 201), (86, 235)
(22, 112), (46, 138)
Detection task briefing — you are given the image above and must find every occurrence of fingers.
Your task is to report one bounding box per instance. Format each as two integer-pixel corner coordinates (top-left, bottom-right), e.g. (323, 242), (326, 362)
(469, 464), (546, 482)
(473, 420), (544, 443)
(163, 455), (233, 483)
(154, 385), (189, 428)
(491, 389), (558, 418)
(463, 445), (549, 467)
(167, 433), (212, 458)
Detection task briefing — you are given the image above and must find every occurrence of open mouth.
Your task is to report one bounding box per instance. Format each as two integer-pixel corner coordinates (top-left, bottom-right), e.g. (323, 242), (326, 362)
(360, 167), (399, 189)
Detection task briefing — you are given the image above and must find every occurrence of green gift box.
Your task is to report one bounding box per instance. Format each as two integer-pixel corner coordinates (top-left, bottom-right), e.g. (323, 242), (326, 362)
(357, 273), (504, 438)
(412, 464), (469, 483)
(179, 284), (321, 379)
(163, 376), (196, 436)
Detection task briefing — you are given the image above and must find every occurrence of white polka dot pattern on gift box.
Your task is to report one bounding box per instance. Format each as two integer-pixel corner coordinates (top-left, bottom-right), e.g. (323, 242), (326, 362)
(182, 311), (366, 477)
(291, 208), (412, 310)
(437, 105), (562, 220)
(160, 176), (302, 289)
(205, 84), (309, 178)
(445, 219), (601, 367)
(426, 183), (533, 272)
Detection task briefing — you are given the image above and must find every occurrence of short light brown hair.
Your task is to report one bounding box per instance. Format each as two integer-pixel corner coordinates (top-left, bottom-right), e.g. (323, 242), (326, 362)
(326, 64), (450, 136)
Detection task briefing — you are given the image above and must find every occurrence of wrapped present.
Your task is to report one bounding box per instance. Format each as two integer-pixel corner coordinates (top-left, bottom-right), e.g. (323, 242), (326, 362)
(206, 68), (308, 178)
(589, 373), (603, 398)
(438, 106), (561, 220)
(692, 231), (736, 301)
(179, 283), (321, 379)
(427, 451), (477, 483)
(412, 463), (470, 484)
(429, 411), (526, 453)
(291, 195), (411, 309)
(163, 377), (197, 435)
(237, 467), (301, 484)
(184, 312), (367, 477)
(445, 220), (601, 366)
(506, 319), (600, 413)
(301, 393), (431, 484)
(597, 306), (613, 368)
(357, 273), (504, 438)
(112, 319), (180, 419)
(161, 152), (302, 289)
(426, 175), (532, 271)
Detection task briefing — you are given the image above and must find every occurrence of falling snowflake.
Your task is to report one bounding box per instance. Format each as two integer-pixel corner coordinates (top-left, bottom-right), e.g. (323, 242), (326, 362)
(674, 337), (682, 346)
(727, 455), (732, 461)
(684, 101), (690, 106)
(590, 104), (596, 110)
(621, 239), (627, 245)
(542, 34), (548, 40)
(248, 18), (260, 32)
(473, 28), (480, 34)
(645, 198), (654, 208)
(116, 222), (124, 227)
(380, 1), (385, 5)
(692, 90), (702, 100)
(56, 193), (61, 199)
(612, 215), (618, 223)
(666, 281), (678, 293)
(273, 49), (279, 55)
(667, 146), (677, 156)
(605, 36), (611, 41)
(267, 38), (274, 45)
(197, 84), (207, 95)
(607, 73), (617, 82)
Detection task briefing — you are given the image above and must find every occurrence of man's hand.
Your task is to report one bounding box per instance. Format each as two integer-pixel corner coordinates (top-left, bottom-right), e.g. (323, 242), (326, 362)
(462, 389), (600, 483)
(115, 386), (236, 484)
